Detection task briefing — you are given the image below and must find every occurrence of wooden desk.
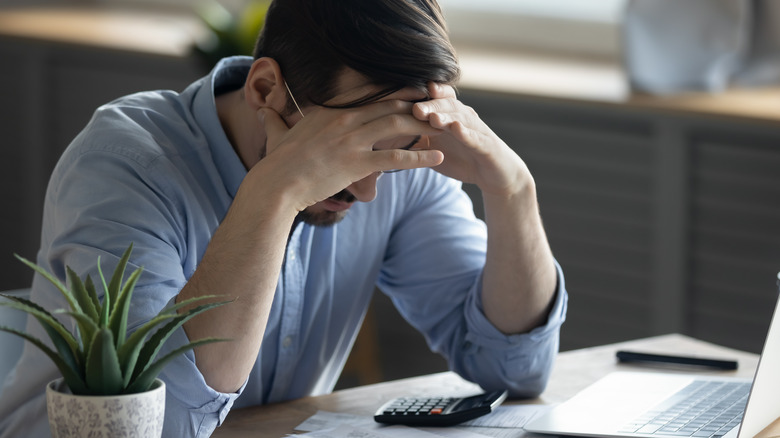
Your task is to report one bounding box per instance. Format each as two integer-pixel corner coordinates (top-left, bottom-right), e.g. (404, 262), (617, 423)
(213, 334), (760, 437)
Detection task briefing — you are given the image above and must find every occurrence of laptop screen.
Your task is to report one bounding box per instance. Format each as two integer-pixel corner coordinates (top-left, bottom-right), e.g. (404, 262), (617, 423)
(738, 276), (780, 438)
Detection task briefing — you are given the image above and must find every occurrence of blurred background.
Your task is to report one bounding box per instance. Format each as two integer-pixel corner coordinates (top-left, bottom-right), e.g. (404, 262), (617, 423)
(0, 0), (778, 390)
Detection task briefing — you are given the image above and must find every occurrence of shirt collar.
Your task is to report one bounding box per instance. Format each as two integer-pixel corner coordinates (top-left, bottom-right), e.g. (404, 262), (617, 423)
(192, 56), (254, 199)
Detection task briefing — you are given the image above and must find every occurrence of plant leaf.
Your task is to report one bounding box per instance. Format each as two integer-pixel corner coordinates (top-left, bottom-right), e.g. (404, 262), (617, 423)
(0, 325), (88, 394)
(65, 267), (97, 343)
(128, 300), (231, 385)
(97, 257), (110, 328)
(196, 0), (235, 35)
(14, 255), (81, 315)
(107, 243), (133, 315)
(84, 327), (123, 395)
(117, 294), (230, 383)
(117, 313), (178, 388)
(84, 275), (101, 314)
(124, 337), (228, 394)
(0, 295), (83, 367)
(55, 310), (99, 352)
(108, 266), (143, 349)
(66, 267), (98, 321)
(158, 294), (228, 315)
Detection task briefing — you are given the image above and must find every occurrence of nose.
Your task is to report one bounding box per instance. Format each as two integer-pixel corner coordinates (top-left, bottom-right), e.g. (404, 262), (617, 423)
(346, 173), (381, 203)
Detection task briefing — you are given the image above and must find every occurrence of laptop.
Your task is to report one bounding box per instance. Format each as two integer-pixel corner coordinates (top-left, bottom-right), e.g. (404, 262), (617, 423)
(525, 285), (780, 438)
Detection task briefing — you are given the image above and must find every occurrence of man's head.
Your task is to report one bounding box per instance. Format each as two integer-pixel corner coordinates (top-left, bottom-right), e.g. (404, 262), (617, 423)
(248, 0), (460, 226)
(254, 0), (460, 115)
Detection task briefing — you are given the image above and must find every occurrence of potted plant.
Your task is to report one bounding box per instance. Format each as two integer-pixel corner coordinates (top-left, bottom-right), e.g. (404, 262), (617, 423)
(0, 243), (230, 438)
(193, 0), (271, 70)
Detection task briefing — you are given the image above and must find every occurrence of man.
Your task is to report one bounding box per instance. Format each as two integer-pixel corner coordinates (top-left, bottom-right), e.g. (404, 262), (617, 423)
(0, 0), (567, 436)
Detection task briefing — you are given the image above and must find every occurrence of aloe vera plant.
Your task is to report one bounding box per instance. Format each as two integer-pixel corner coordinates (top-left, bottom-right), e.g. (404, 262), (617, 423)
(0, 243), (230, 395)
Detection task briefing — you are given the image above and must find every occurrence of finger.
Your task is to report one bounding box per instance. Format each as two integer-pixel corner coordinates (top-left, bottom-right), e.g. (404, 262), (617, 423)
(408, 135), (431, 151)
(340, 99), (416, 126)
(413, 96), (464, 121)
(428, 113), (480, 145)
(371, 148), (444, 172)
(355, 114), (442, 148)
(428, 82), (457, 99)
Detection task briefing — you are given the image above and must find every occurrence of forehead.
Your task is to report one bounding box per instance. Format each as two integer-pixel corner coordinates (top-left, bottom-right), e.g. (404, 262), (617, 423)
(325, 68), (428, 107)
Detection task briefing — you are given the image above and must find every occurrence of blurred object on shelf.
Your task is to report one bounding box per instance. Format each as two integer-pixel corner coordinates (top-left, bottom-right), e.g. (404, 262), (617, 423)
(623, 0), (780, 95)
(193, 0), (270, 69)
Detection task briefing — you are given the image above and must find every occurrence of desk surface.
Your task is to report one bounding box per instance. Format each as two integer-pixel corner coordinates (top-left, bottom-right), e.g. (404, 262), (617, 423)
(212, 334), (759, 437)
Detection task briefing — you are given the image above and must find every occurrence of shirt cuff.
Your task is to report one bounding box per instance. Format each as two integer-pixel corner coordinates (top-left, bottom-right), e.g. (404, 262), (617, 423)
(151, 297), (248, 437)
(464, 259), (568, 350)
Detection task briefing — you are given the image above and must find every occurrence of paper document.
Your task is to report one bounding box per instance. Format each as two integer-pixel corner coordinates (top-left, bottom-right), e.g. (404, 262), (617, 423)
(295, 411), (376, 432)
(290, 423), (432, 438)
(292, 405), (551, 438)
(460, 405), (550, 428)
(293, 411), (484, 437)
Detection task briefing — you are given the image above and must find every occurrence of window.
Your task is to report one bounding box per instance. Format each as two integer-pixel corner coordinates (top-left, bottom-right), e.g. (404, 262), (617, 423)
(439, 0), (627, 59)
(95, 0), (627, 60)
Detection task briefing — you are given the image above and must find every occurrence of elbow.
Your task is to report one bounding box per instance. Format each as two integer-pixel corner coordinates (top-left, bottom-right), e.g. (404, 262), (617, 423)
(505, 371), (550, 399)
(454, 350), (555, 400)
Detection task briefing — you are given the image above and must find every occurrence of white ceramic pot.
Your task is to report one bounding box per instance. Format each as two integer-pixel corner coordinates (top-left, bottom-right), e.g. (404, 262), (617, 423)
(46, 377), (165, 438)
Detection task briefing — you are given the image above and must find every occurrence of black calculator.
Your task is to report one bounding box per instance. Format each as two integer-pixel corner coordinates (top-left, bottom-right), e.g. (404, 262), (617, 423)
(373, 389), (508, 427)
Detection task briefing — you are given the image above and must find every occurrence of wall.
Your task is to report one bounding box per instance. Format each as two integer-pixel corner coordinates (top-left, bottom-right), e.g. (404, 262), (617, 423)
(459, 90), (780, 354)
(357, 90), (780, 385)
(0, 37), (203, 289)
(2, 31), (779, 389)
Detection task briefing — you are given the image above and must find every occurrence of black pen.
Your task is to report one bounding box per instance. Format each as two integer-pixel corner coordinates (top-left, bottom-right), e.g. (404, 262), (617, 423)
(616, 350), (738, 370)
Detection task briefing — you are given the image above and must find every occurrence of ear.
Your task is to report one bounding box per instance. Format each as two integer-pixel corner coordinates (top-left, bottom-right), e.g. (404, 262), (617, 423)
(244, 57), (288, 113)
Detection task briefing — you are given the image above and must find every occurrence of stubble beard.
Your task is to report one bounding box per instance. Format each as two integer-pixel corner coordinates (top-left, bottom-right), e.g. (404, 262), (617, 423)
(297, 189), (357, 227)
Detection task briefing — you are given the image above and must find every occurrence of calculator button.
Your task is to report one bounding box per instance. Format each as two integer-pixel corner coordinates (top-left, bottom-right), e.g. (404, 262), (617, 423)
(430, 408), (443, 415)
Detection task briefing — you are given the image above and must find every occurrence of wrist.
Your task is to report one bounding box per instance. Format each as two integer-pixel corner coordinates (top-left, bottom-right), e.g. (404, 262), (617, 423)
(481, 178), (542, 234)
(481, 170), (537, 206)
(231, 166), (302, 233)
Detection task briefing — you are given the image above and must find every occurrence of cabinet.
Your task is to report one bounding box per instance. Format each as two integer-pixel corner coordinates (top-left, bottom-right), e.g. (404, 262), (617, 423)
(459, 90), (780, 353)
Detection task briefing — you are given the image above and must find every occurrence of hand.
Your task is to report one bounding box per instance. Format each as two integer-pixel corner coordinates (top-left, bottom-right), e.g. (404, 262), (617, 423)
(254, 101), (444, 212)
(413, 83), (532, 197)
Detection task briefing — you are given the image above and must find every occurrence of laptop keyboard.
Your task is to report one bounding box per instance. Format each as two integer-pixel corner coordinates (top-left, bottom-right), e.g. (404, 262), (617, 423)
(620, 380), (751, 438)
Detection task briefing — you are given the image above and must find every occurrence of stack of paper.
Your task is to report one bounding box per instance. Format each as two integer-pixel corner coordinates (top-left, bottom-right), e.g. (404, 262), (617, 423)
(290, 405), (552, 438)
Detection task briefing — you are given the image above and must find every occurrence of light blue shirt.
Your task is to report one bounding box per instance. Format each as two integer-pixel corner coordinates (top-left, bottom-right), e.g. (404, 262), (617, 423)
(0, 57), (567, 438)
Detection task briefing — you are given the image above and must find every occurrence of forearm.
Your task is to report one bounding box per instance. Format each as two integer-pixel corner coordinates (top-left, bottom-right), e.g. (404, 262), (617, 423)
(481, 179), (558, 335)
(177, 174), (299, 393)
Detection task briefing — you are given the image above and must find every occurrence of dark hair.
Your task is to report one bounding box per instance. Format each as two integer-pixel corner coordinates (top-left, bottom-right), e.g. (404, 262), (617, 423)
(254, 0), (460, 114)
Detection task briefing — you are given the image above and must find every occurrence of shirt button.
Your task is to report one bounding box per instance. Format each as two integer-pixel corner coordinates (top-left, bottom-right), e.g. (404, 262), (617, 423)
(282, 336), (292, 348)
(289, 253), (296, 261)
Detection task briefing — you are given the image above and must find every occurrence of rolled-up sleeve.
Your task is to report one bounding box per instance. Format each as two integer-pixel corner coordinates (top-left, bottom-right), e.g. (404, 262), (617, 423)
(156, 316), (246, 437)
(41, 136), (246, 437)
(458, 261), (567, 398)
(379, 170), (568, 400)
